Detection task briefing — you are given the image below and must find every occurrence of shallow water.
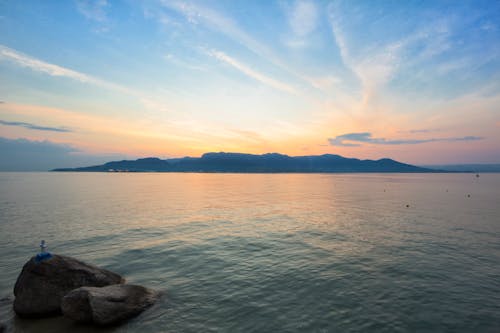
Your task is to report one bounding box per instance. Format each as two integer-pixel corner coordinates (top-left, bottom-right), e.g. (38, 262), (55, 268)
(0, 172), (499, 332)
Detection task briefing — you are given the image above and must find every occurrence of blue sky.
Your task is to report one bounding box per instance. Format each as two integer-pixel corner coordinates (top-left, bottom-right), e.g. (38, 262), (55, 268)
(0, 0), (499, 169)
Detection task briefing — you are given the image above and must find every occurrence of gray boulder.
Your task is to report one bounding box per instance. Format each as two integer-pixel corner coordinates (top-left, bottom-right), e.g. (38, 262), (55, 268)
(14, 254), (124, 317)
(61, 284), (158, 325)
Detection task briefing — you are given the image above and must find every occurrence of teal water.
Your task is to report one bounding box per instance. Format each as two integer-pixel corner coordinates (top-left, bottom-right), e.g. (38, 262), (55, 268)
(0, 172), (499, 332)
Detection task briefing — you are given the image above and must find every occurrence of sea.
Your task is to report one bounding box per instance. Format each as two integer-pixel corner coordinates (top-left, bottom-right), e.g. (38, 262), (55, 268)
(0, 172), (499, 332)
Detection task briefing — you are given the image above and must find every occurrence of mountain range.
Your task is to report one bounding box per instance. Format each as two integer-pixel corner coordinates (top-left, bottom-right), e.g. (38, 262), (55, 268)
(53, 152), (436, 173)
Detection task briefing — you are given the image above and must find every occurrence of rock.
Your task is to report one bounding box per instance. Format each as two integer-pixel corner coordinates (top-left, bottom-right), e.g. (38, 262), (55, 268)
(0, 323), (6, 333)
(14, 254), (124, 317)
(61, 284), (157, 325)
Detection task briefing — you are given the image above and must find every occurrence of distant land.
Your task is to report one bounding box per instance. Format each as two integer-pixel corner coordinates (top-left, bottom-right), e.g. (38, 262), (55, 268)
(421, 164), (500, 173)
(53, 152), (439, 173)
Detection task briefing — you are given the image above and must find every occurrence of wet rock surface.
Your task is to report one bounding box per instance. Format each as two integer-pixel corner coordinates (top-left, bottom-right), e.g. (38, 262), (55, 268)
(61, 284), (158, 325)
(13, 254), (124, 317)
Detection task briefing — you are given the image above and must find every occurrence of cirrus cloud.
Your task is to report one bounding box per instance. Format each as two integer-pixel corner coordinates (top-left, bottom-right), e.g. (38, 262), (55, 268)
(0, 119), (72, 133)
(76, 0), (109, 22)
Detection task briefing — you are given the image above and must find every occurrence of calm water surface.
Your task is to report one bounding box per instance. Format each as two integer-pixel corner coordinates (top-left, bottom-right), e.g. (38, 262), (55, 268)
(0, 172), (499, 332)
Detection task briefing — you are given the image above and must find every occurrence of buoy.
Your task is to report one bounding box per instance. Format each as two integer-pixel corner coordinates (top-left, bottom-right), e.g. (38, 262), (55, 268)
(406, 204), (410, 208)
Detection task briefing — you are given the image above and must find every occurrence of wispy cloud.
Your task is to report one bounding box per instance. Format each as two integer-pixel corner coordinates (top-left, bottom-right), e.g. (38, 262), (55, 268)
(76, 0), (109, 22)
(408, 129), (432, 134)
(208, 50), (297, 94)
(158, 1), (323, 92)
(0, 44), (129, 93)
(0, 44), (137, 97)
(0, 45), (91, 82)
(306, 75), (341, 91)
(328, 13), (406, 104)
(163, 53), (207, 72)
(0, 120), (72, 132)
(418, 20), (452, 59)
(289, 0), (318, 37)
(0, 44), (174, 113)
(285, 0), (318, 48)
(161, 1), (270, 57)
(398, 129), (438, 134)
(327, 4), (456, 105)
(328, 132), (483, 147)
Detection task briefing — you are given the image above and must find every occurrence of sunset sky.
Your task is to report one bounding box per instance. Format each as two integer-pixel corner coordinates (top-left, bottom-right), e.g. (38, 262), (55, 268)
(1, 0), (499, 169)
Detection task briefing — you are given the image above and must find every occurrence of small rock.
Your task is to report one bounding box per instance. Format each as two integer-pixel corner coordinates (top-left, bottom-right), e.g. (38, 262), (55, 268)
(14, 254), (124, 317)
(61, 284), (158, 326)
(406, 204), (410, 208)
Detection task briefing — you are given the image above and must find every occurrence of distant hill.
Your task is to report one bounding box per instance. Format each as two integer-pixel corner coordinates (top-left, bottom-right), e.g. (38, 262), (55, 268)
(421, 164), (500, 173)
(52, 152), (437, 173)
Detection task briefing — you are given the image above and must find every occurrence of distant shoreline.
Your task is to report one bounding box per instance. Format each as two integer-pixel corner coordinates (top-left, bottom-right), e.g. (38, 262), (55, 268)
(50, 170), (455, 174)
(51, 152), (438, 173)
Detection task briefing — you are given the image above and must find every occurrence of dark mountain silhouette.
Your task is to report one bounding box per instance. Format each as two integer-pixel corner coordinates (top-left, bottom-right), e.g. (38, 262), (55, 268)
(52, 152), (437, 173)
(421, 164), (500, 173)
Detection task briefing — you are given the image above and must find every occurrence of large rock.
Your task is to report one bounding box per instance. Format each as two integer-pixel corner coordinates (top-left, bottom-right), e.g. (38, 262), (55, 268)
(13, 254), (124, 317)
(61, 284), (157, 325)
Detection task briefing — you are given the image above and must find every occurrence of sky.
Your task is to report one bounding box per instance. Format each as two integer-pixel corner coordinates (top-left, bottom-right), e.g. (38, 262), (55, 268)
(0, 0), (499, 170)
